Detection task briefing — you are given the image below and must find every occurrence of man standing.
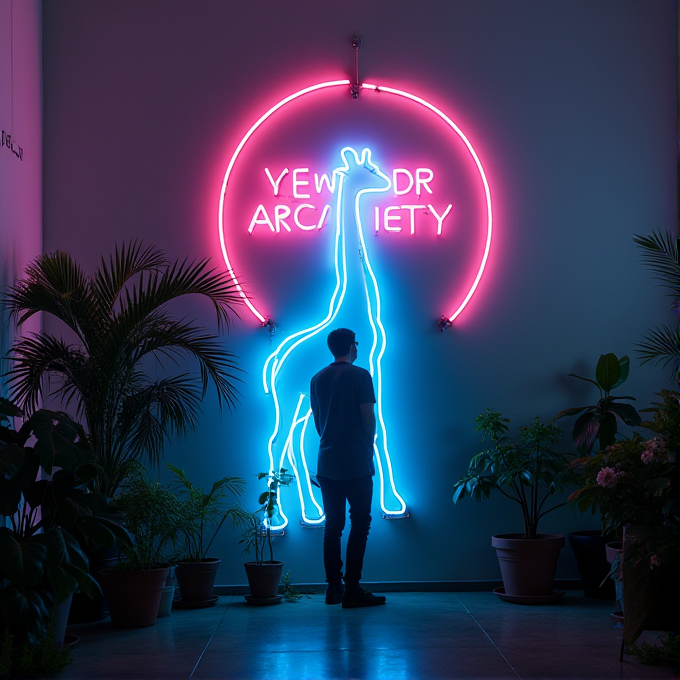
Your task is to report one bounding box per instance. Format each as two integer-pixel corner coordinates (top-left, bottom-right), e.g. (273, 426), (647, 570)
(310, 328), (387, 608)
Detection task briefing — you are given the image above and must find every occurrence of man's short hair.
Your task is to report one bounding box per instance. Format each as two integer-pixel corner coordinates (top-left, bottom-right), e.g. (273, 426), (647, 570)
(327, 328), (355, 358)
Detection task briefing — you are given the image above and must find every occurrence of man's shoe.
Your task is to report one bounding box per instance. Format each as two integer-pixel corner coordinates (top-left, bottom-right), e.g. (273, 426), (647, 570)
(325, 583), (345, 605)
(342, 586), (387, 609)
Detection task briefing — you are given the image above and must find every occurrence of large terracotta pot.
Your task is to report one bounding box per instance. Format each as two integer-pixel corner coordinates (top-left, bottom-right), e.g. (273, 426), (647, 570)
(244, 561), (283, 600)
(568, 530), (615, 599)
(101, 566), (169, 628)
(175, 558), (221, 602)
(492, 533), (565, 597)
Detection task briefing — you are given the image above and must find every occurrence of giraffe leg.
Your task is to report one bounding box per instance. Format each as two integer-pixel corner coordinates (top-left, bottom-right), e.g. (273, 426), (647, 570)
(276, 396), (325, 528)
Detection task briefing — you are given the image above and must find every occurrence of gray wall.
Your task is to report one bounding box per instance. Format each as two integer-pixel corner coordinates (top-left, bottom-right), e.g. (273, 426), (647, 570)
(40, 1), (676, 586)
(0, 0), (42, 395)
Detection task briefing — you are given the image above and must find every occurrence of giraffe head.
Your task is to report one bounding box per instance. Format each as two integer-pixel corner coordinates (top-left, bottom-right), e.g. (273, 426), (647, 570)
(335, 147), (392, 196)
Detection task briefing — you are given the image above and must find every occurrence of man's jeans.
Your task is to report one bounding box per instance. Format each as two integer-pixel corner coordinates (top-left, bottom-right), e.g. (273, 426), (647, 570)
(317, 474), (373, 586)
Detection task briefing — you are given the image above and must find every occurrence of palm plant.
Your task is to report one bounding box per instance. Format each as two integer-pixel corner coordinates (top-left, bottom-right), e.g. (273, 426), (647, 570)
(634, 230), (680, 382)
(4, 242), (242, 497)
(168, 464), (248, 561)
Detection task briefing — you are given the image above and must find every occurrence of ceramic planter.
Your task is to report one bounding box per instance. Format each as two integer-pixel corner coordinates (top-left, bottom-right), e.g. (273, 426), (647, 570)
(52, 592), (74, 646)
(175, 558), (221, 604)
(101, 566), (169, 628)
(568, 530), (615, 599)
(68, 549), (119, 624)
(492, 533), (565, 601)
(157, 585), (176, 617)
(244, 561), (283, 604)
(605, 541), (623, 564)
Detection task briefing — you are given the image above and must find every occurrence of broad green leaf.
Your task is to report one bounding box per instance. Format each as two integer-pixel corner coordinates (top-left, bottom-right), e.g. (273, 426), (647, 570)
(41, 527), (68, 569)
(0, 531), (47, 586)
(572, 411), (600, 452)
(47, 565), (78, 603)
(0, 442), (25, 480)
(607, 401), (641, 427)
(3, 586), (51, 637)
(595, 353), (621, 393)
(0, 480), (22, 516)
(611, 355), (630, 389)
(77, 516), (117, 549)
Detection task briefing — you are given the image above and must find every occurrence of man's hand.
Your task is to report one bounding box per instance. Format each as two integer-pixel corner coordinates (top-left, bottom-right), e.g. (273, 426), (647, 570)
(360, 403), (377, 441)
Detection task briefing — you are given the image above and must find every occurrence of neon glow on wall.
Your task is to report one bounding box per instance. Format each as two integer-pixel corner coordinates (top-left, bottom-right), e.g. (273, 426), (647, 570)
(218, 80), (493, 325)
(218, 80), (493, 528)
(261, 147), (407, 528)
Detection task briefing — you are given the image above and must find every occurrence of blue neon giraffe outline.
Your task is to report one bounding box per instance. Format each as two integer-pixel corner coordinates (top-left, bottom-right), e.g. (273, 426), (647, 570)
(261, 146), (408, 529)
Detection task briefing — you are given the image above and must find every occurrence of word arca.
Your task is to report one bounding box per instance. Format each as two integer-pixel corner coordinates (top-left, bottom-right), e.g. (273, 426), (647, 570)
(247, 166), (453, 235)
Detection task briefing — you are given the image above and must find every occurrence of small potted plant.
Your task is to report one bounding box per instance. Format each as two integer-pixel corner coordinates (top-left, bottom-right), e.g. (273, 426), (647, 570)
(169, 464), (248, 607)
(240, 468), (294, 605)
(103, 467), (184, 625)
(453, 410), (574, 603)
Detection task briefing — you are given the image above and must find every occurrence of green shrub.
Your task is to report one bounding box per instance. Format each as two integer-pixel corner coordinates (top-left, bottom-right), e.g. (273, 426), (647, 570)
(0, 621), (73, 678)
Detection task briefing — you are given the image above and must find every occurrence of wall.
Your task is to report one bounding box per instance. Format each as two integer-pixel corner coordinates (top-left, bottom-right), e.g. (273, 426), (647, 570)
(0, 0), (42, 395)
(41, 1), (677, 586)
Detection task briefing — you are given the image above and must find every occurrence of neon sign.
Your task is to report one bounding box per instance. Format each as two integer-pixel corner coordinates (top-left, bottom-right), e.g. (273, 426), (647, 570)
(247, 166), (453, 236)
(218, 79), (493, 528)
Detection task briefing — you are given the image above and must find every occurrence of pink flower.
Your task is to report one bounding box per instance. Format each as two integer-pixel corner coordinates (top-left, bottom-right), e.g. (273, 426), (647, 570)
(641, 436), (668, 464)
(650, 554), (661, 568)
(596, 467), (621, 488)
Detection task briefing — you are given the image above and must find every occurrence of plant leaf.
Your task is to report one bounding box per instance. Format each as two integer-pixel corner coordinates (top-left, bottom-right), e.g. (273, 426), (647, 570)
(595, 353), (621, 393)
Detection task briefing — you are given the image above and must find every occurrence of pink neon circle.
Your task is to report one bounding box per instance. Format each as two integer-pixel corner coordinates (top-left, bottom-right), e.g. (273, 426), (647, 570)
(218, 79), (493, 324)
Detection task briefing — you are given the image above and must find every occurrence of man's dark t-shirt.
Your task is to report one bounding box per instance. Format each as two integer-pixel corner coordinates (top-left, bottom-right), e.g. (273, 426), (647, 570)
(310, 362), (376, 480)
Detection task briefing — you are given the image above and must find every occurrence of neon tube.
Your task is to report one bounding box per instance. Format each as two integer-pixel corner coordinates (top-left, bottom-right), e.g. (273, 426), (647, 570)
(218, 80), (351, 323)
(351, 149), (407, 516)
(361, 82), (493, 323)
(220, 79), (492, 325)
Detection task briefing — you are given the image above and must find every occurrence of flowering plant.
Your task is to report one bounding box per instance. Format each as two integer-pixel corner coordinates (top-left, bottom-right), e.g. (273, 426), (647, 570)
(569, 389), (680, 569)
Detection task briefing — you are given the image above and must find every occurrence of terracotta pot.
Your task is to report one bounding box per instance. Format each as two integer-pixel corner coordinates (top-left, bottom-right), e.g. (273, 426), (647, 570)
(101, 566), (169, 628)
(244, 561), (283, 600)
(492, 533), (564, 597)
(568, 530), (615, 599)
(175, 558), (221, 602)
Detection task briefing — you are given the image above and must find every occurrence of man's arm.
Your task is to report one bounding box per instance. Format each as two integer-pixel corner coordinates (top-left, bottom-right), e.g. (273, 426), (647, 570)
(359, 402), (376, 442)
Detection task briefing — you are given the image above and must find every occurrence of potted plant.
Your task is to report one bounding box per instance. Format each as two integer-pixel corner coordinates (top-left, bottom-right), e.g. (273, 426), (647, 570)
(553, 352), (642, 599)
(3, 241), (243, 499)
(0, 399), (129, 675)
(240, 468), (294, 605)
(169, 464), (248, 607)
(569, 389), (680, 645)
(101, 466), (184, 626)
(453, 409), (574, 603)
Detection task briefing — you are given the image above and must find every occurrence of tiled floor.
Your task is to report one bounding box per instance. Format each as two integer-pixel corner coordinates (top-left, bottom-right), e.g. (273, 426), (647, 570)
(59, 591), (677, 679)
